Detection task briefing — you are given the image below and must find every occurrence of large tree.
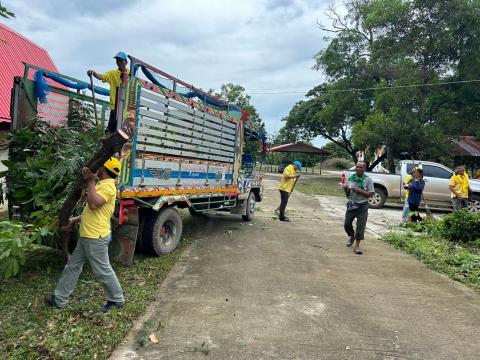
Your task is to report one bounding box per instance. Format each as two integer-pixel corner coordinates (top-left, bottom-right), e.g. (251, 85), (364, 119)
(280, 0), (480, 171)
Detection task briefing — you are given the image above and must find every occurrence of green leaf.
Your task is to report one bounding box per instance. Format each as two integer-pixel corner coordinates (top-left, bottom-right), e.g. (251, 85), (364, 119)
(0, 257), (20, 279)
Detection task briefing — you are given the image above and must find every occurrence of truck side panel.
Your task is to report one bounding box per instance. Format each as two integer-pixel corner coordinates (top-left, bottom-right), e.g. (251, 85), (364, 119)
(120, 78), (241, 195)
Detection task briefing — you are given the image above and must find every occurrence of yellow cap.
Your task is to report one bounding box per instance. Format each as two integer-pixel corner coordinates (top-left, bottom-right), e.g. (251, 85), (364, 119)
(104, 157), (121, 176)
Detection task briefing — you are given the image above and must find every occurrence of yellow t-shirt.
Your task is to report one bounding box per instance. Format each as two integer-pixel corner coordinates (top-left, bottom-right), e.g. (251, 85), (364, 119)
(449, 173), (469, 199)
(102, 69), (130, 110)
(404, 175), (413, 198)
(278, 164), (297, 193)
(79, 179), (117, 239)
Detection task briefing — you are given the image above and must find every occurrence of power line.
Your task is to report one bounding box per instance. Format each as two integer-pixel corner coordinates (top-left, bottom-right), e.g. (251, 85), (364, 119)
(247, 79), (480, 95)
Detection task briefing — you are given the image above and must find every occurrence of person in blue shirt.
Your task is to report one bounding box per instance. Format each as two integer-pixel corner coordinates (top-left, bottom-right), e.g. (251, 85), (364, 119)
(406, 168), (425, 222)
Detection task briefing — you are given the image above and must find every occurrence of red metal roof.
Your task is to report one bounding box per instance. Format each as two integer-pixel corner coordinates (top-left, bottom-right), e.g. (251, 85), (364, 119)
(454, 136), (480, 157)
(0, 24), (59, 122)
(269, 142), (331, 155)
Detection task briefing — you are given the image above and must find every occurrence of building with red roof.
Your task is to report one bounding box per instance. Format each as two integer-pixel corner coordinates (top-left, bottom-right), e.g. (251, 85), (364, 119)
(0, 23), (59, 123)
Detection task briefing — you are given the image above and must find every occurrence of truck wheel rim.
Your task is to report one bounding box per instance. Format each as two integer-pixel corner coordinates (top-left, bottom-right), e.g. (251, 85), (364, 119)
(160, 220), (176, 246)
(249, 196), (256, 215)
(468, 200), (480, 212)
(370, 193), (381, 205)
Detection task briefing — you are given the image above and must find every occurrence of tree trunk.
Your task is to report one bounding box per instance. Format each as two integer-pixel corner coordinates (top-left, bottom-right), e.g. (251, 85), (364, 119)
(367, 152), (387, 171)
(351, 152), (358, 164)
(58, 130), (129, 261)
(386, 146), (395, 173)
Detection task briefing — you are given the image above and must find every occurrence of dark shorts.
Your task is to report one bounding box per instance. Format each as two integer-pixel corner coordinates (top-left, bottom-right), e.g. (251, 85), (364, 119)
(107, 109), (117, 133)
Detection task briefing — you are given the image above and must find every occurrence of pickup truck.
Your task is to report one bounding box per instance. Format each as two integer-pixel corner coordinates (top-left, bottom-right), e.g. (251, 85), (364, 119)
(344, 160), (480, 212)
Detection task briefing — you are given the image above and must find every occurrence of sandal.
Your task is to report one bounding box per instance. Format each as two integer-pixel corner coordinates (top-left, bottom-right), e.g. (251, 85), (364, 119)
(346, 236), (354, 247)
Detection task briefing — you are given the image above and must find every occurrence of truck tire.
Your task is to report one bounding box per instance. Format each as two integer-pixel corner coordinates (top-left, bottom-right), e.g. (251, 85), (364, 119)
(369, 187), (387, 209)
(468, 195), (480, 213)
(143, 207), (183, 256)
(242, 191), (256, 221)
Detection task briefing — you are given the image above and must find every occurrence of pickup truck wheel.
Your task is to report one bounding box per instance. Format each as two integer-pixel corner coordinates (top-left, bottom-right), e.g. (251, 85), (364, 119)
(369, 187), (387, 209)
(242, 192), (256, 221)
(468, 197), (480, 213)
(143, 207), (183, 256)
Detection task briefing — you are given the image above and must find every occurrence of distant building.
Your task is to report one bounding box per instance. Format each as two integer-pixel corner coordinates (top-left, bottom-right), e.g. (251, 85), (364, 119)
(0, 23), (59, 124)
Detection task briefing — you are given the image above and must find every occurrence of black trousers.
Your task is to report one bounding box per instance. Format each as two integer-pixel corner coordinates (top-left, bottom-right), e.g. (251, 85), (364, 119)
(279, 190), (290, 219)
(107, 109), (117, 133)
(344, 202), (369, 241)
(409, 202), (422, 222)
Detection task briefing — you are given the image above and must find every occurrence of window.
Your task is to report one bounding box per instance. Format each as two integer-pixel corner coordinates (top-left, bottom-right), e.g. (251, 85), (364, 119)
(406, 163), (414, 174)
(422, 165), (452, 179)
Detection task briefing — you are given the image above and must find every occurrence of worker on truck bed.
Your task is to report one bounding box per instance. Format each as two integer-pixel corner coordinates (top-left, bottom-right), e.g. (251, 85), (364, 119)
(87, 51), (129, 133)
(44, 157), (125, 314)
(277, 161), (302, 222)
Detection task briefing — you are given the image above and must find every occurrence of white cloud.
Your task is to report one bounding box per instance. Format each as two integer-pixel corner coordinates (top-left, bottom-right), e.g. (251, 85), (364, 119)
(6, 0), (334, 142)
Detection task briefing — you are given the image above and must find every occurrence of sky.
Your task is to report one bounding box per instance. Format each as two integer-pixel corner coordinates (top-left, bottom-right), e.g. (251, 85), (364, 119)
(5, 0), (334, 146)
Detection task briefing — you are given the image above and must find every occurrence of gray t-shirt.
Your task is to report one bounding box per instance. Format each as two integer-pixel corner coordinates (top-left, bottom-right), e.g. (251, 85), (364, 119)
(347, 176), (374, 204)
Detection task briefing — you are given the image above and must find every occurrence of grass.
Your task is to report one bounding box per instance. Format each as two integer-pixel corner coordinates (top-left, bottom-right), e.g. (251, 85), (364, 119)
(295, 176), (344, 197)
(384, 230), (480, 292)
(0, 210), (203, 360)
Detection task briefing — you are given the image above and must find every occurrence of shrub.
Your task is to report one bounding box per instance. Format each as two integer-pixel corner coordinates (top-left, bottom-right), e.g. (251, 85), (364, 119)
(2, 117), (100, 234)
(323, 157), (353, 170)
(439, 210), (480, 243)
(0, 221), (44, 279)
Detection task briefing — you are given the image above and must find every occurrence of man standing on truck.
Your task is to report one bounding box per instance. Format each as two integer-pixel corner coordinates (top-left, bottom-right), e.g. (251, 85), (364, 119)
(449, 165), (470, 211)
(343, 162), (374, 254)
(87, 52), (129, 133)
(277, 161), (302, 222)
(44, 157), (125, 313)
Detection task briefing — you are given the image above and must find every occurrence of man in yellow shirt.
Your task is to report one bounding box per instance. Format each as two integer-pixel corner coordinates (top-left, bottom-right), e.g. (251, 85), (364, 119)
(449, 165), (470, 211)
(277, 161), (302, 222)
(87, 52), (129, 133)
(45, 157), (125, 313)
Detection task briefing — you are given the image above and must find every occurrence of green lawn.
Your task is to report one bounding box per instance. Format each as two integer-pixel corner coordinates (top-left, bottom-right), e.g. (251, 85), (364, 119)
(0, 211), (203, 360)
(295, 176), (345, 197)
(384, 227), (480, 293)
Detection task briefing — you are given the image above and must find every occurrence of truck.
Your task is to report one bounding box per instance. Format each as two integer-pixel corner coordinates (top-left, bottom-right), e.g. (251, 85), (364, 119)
(9, 57), (264, 265)
(344, 160), (480, 212)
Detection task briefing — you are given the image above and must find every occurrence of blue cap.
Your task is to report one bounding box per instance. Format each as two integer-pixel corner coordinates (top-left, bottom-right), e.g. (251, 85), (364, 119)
(114, 52), (128, 61)
(293, 161), (302, 171)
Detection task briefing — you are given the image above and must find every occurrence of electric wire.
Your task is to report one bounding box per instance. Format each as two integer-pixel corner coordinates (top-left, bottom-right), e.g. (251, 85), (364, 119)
(247, 79), (480, 95)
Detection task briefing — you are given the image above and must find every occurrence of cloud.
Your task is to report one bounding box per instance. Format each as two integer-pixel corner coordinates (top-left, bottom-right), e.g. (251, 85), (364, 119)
(6, 0), (333, 139)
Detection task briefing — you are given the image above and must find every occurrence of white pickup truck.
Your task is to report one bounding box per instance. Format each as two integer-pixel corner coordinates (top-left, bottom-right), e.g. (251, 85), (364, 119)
(344, 160), (480, 212)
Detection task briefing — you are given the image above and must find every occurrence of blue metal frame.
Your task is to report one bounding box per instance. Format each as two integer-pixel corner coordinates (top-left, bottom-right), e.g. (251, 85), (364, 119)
(129, 81), (142, 187)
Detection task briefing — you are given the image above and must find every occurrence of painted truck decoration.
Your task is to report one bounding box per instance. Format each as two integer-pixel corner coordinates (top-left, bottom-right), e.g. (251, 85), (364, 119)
(111, 58), (264, 264)
(11, 57), (264, 265)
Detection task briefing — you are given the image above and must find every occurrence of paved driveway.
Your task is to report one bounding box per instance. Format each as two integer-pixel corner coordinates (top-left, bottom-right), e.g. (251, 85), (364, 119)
(111, 179), (480, 360)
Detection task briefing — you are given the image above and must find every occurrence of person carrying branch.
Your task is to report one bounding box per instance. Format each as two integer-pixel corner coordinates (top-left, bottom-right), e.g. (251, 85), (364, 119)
(87, 52), (129, 133)
(44, 157), (125, 313)
(343, 162), (374, 254)
(277, 161), (302, 222)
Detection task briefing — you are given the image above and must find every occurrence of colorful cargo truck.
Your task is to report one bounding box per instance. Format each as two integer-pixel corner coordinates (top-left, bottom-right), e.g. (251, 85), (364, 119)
(9, 57), (264, 265)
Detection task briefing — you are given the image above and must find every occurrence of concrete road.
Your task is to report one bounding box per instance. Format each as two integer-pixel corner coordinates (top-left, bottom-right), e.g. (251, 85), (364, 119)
(111, 179), (480, 360)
